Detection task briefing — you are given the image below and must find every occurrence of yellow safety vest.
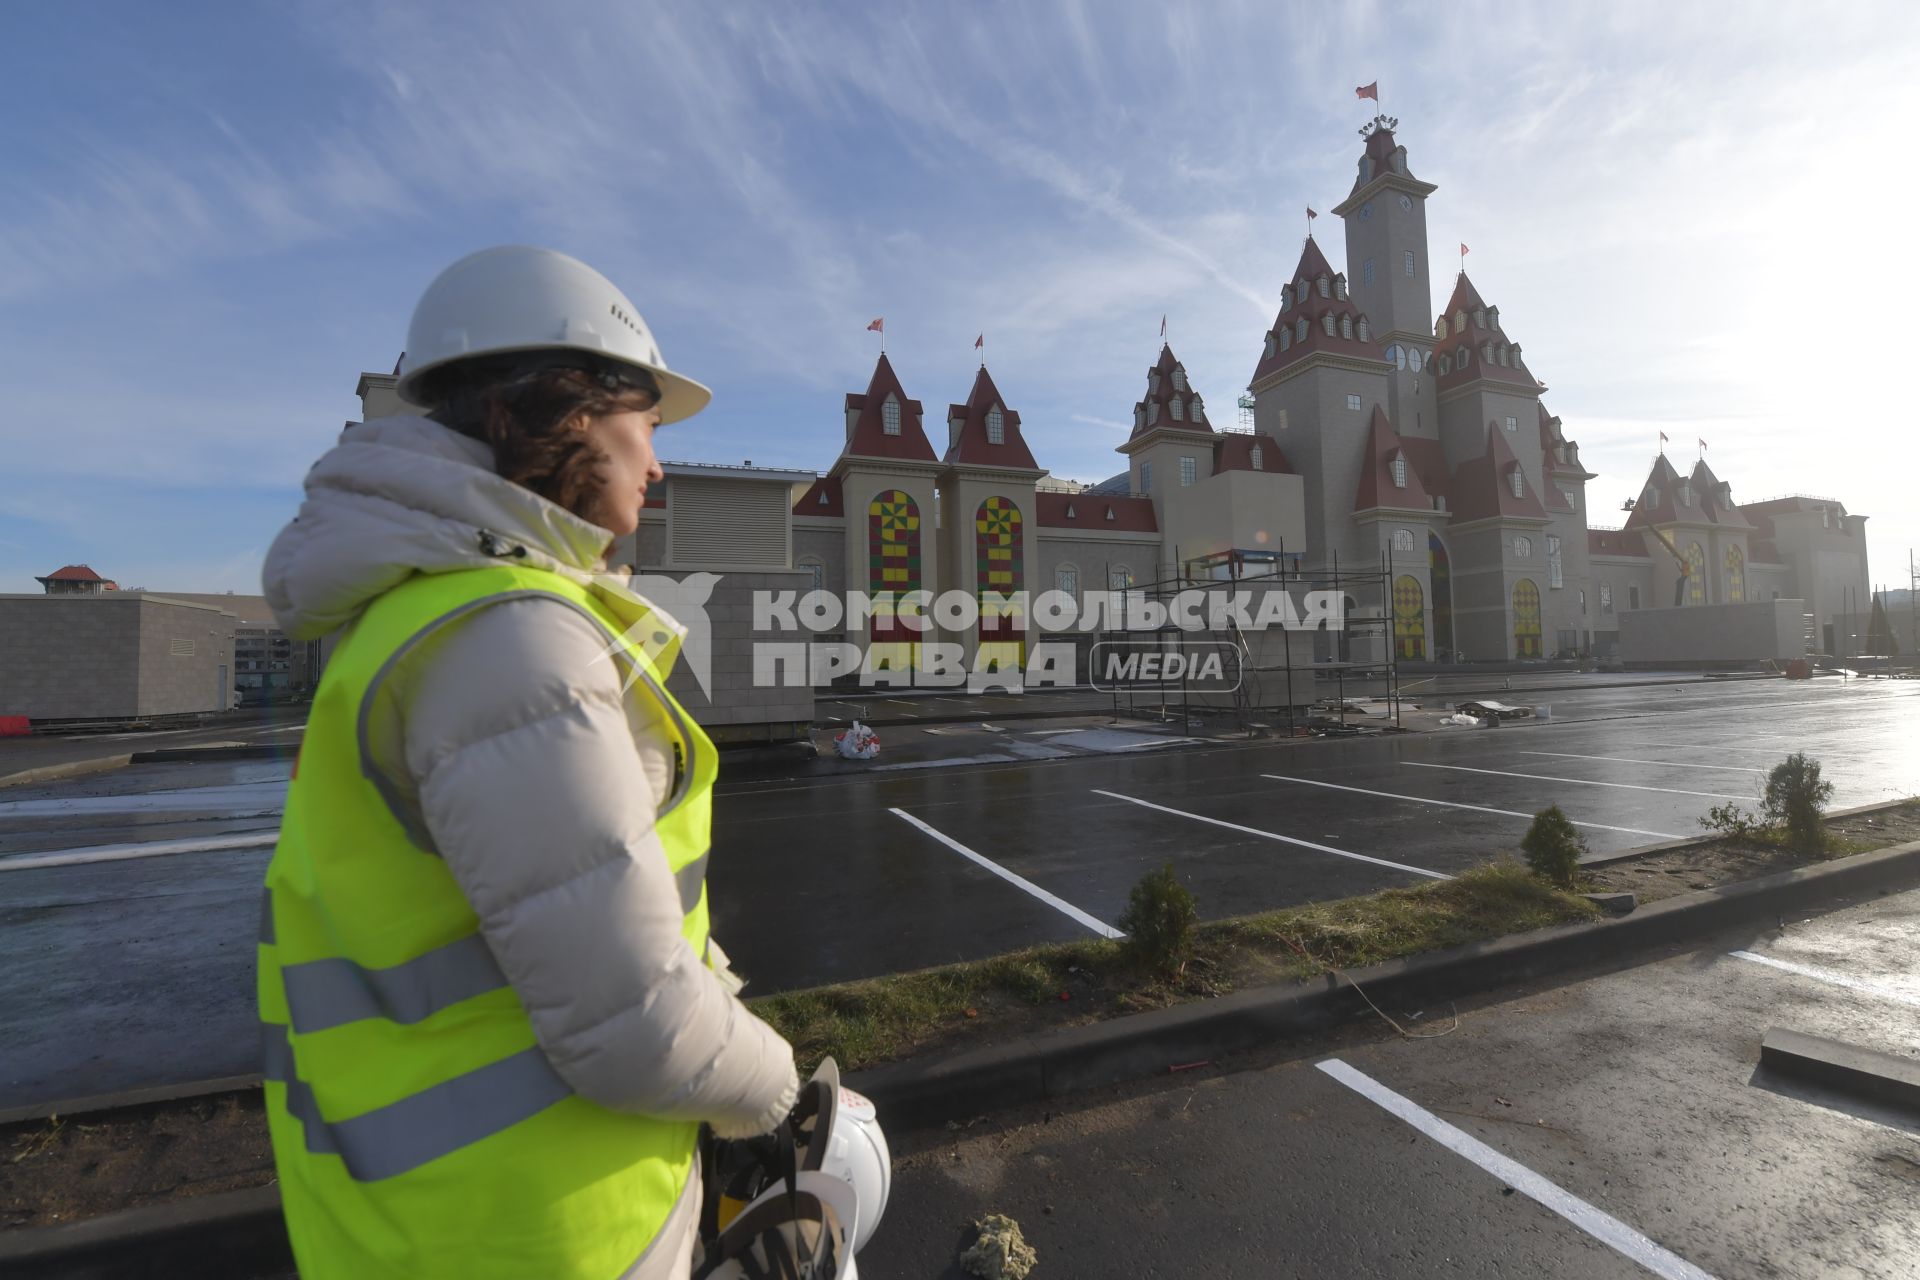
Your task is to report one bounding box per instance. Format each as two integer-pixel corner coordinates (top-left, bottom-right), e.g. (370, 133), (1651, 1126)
(258, 564), (717, 1278)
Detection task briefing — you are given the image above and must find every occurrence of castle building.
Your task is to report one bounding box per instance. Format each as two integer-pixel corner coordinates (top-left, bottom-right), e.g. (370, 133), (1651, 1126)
(791, 117), (1869, 664)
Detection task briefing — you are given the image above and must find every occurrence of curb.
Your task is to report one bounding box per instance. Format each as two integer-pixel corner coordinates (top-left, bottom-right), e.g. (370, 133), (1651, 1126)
(129, 745), (293, 764)
(0, 755), (133, 791)
(0, 1076), (260, 1129)
(844, 837), (1920, 1131)
(1579, 797), (1915, 867)
(1759, 1026), (1920, 1113)
(10, 839), (1916, 1276)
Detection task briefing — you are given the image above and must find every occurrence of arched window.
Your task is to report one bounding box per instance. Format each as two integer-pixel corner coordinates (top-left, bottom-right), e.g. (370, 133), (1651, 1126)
(1392, 528), (1415, 552)
(1322, 314), (1336, 336)
(1109, 565), (1134, 590)
(882, 398), (901, 435)
(1056, 564), (1079, 598)
(1317, 276), (1331, 298)
(1170, 397), (1185, 421)
(1340, 315), (1354, 339)
(1510, 467), (1525, 499)
(1513, 535), (1531, 557)
(1455, 310), (1467, 330)
(986, 406), (1005, 444)
(798, 557), (825, 593)
(1482, 342), (1494, 363)
(1386, 344), (1401, 368)
(1435, 317), (1448, 340)
(1686, 542), (1706, 604)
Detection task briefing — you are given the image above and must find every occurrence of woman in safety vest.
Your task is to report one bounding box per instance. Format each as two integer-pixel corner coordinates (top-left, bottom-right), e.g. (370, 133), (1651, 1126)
(258, 246), (810, 1279)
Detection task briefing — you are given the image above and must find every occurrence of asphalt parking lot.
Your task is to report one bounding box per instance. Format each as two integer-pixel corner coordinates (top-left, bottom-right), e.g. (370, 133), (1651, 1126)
(864, 887), (1920, 1278)
(1, 676), (1916, 1110)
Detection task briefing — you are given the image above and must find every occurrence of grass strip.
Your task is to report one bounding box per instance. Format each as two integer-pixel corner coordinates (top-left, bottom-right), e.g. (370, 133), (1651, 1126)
(751, 860), (1597, 1074)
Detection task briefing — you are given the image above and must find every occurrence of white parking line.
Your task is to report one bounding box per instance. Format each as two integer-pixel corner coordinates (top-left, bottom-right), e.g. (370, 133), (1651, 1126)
(1518, 752), (1762, 775)
(1729, 950), (1920, 1009)
(1092, 790), (1451, 881)
(1404, 762), (1748, 801)
(0, 832), (278, 872)
(1260, 774), (1683, 840)
(1316, 1059), (1718, 1280)
(888, 808), (1124, 939)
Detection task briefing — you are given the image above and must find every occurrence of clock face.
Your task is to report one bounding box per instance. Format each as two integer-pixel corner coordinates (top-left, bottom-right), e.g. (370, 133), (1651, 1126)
(1360, 202), (1372, 219)
(1398, 194), (1413, 212)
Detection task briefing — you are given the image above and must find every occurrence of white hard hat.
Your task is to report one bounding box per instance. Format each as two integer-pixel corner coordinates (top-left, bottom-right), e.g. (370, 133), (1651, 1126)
(793, 1057), (892, 1255)
(395, 245), (712, 424)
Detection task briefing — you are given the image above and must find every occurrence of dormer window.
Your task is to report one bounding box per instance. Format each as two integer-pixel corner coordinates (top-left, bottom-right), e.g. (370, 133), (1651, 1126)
(1457, 346), (1471, 367)
(1435, 318), (1448, 340)
(1340, 315), (1354, 340)
(1317, 276), (1330, 298)
(1190, 398), (1205, 424)
(1474, 309), (1486, 328)
(1170, 397), (1185, 421)
(1510, 467), (1525, 499)
(1105, 506), (1116, 521)
(1335, 278), (1347, 300)
(1482, 342), (1494, 363)
(1267, 333), (1278, 357)
(1392, 455), (1408, 488)
(1173, 367), (1188, 392)
(1250, 445), (1264, 470)
(986, 406), (1005, 444)
(1065, 504), (1076, 519)
(1296, 318), (1309, 342)
(1488, 306), (1499, 329)
(882, 398), (901, 435)
(1498, 346), (1510, 367)
(1322, 314), (1336, 336)
(1678, 481), (1691, 506)
(1455, 310), (1467, 329)
(1357, 319), (1369, 341)
(1148, 402), (1159, 425)
(817, 489), (830, 506)
(1391, 151), (1406, 175)
(1149, 371), (1160, 394)
(1360, 156), (1373, 182)
(1281, 286), (1292, 311)
(1645, 486), (1658, 505)
(1134, 405), (1145, 429)
(1277, 330), (1288, 353)
(1438, 355), (1451, 375)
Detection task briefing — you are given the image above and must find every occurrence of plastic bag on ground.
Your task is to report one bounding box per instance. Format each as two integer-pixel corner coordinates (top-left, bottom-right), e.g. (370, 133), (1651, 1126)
(834, 720), (881, 760)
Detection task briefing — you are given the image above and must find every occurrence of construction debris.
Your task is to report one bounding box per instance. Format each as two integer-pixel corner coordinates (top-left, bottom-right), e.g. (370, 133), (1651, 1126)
(960, 1213), (1039, 1279)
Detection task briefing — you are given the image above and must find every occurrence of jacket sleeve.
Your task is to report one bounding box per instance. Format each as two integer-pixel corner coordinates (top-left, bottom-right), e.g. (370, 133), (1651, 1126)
(392, 596), (797, 1134)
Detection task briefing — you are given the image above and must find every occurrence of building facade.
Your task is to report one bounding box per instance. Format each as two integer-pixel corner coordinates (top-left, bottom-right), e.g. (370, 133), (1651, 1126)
(787, 116), (1869, 664)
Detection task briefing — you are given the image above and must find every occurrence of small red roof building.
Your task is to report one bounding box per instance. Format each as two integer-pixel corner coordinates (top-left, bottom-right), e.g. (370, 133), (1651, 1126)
(945, 367), (1039, 470)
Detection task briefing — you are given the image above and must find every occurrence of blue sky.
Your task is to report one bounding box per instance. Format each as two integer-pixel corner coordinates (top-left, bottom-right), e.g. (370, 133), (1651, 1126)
(4, 0), (1918, 596)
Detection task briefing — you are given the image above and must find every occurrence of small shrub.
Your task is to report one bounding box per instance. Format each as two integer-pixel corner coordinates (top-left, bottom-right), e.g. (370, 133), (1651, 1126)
(1763, 753), (1834, 853)
(1700, 801), (1765, 842)
(1521, 805), (1589, 888)
(1118, 862), (1197, 979)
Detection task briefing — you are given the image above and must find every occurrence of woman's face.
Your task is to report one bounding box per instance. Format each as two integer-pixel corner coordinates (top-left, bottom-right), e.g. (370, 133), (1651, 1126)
(578, 404), (665, 536)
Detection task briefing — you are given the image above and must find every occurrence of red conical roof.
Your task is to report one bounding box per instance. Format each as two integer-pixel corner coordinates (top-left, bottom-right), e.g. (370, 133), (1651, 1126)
(1447, 422), (1547, 523)
(1250, 238), (1385, 386)
(1432, 273), (1537, 393)
(1129, 343), (1214, 439)
(1353, 406), (1431, 513)
(842, 354), (936, 463)
(945, 366), (1038, 469)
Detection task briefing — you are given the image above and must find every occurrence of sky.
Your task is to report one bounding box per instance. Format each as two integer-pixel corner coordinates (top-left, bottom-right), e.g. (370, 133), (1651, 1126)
(4, 0), (1918, 597)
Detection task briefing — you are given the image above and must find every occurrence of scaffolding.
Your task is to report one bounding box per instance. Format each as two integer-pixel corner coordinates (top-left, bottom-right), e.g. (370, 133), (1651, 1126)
(1090, 549), (1405, 738)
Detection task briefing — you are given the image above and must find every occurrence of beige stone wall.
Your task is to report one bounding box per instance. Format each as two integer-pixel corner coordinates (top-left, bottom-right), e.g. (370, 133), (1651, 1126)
(0, 595), (234, 719)
(650, 569), (815, 741)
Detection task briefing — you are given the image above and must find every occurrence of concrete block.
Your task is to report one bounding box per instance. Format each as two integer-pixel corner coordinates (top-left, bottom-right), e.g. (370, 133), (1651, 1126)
(1760, 1027), (1920, 1113)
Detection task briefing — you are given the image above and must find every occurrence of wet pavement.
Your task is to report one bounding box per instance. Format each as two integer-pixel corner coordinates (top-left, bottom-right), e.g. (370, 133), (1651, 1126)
(863, 887), (1920, 1277)
(1, 676), (1916, 1110)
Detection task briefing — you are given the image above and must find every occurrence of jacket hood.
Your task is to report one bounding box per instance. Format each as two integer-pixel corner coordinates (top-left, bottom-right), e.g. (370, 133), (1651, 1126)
(263, 415), (621, 641)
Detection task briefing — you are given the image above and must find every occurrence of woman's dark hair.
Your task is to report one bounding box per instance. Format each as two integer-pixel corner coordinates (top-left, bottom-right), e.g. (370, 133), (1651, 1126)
(417, 358), (659, 526)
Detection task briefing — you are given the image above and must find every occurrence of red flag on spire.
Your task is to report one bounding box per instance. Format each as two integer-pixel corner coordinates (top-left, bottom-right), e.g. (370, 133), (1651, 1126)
(1460, 243), (1470, 257)
(1306, 207), (1318, 220)
(1698, 437), (1707, 452)
(974, 334), (983, 350)
(866, 317), (883, 333)
(1659, 431), (1670, 444)
(1355, 81), (1378, 101)
(1159, 315), (1166, 338)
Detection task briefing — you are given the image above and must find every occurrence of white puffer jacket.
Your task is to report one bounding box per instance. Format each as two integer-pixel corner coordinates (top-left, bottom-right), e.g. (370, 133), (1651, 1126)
(263, 415), (799, 1148)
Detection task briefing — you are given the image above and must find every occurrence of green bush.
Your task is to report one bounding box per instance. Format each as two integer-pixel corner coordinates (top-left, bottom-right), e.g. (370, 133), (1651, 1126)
(1700, 801), (1765, 841)
(1521, 805), (1589, 888)
(1763, 753), (1834, 853)
(1118, 862), (1197, 979)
